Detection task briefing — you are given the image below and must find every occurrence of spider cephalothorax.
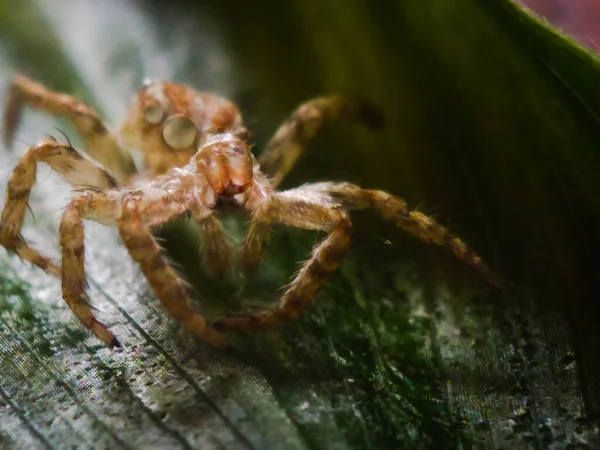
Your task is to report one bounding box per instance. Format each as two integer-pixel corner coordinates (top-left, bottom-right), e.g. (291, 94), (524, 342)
(0, 75), (501, 349)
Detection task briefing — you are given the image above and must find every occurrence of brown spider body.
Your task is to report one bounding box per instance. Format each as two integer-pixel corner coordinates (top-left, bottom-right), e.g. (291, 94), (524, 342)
(121, 81), (247, 177)
(0, 75), (501, 349)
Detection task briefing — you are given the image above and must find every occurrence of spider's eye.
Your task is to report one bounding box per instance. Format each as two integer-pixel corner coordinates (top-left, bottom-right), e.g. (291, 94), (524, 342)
(162, 115), (198, 150)
(143, 105), (164, 124)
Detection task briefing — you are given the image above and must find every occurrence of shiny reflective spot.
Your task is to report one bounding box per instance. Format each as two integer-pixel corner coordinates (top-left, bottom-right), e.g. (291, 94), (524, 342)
(143, 105), (164, 124)
(233, 190), (250, 206)
(162, 115), (198, 150)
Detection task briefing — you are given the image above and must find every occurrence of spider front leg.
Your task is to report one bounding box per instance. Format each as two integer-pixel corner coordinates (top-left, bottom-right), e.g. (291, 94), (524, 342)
(259, 95), (383, 187)
(3, 75), (137, 183)
(0, 139), (118, 278)
(60, 197), (120, 347)
(118, 201), (229, 348)
(302, 182), (503, 288)
(214, 191), (351, 332)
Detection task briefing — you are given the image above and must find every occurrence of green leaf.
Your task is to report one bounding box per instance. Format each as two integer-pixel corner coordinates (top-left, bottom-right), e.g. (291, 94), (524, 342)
(0, 0), (598, 449)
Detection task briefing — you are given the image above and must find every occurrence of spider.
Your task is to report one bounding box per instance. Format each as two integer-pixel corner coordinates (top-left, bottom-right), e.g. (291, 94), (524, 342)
(0, 75), (501, 349)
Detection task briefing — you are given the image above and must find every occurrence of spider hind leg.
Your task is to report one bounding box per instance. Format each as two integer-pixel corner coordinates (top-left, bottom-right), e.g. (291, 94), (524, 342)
(259, 95), (383, 188)
(3, 74), (137, 183)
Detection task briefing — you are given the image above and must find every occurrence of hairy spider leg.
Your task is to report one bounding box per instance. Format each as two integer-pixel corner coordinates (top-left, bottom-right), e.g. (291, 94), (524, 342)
(214, 190), (351, 332)
(3, 75), (137, 183)
(301, 182), (503, 288)
(117, 199), (230, 348)
(60, 197), (120, 347)
(0, 139), (118, 278)
(258, 95), (384, 188)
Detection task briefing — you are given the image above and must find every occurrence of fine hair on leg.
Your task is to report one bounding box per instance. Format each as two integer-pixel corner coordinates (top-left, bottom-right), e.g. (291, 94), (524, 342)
(0, 139), (118, 277)
(3, 75), (137, 183)
(215, 189), (351, 332)
(258, 95), (383, 187)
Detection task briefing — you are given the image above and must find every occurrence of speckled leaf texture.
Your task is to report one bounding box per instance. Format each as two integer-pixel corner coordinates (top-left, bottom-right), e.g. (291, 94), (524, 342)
(0, 0), (598, 449)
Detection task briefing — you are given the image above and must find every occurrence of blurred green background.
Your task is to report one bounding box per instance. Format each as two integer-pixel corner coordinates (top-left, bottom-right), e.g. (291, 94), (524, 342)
(0, 0), (599, 448)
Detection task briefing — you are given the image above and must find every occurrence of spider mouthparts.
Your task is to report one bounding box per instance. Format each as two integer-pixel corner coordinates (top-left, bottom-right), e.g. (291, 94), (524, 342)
(220, 182), (250, 197)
